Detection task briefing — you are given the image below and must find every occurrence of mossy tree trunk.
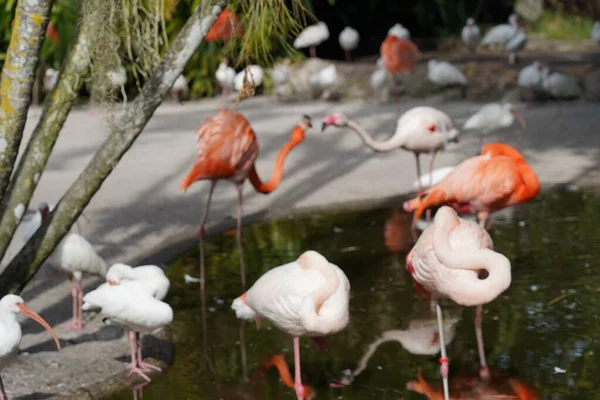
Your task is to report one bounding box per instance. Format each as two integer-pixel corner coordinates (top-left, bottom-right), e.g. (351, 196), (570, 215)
(0, 0), (228, 294)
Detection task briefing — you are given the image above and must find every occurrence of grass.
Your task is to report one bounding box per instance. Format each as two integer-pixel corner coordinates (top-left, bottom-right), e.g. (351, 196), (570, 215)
(528, 10), (595, 40)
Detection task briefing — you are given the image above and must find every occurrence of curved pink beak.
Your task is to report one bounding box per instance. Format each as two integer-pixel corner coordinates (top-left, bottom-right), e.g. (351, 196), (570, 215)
(510, 108), (526, 129)
(19, 303), (61, 351)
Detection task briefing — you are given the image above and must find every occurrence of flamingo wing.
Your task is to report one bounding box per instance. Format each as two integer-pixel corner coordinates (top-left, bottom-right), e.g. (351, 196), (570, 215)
(380, 36), (420, 75)
(206, 9), (244, 42)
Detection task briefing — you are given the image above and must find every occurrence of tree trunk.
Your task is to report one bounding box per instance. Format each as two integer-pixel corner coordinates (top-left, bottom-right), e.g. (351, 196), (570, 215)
(0, 1), (89, 262)
(0, 0), (228, 295)
(0, 0), (54, 202)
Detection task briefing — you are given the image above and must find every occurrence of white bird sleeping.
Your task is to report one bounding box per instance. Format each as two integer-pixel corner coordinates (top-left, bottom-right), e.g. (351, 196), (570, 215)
(23, 202), (108, 331)
(216, 60), (236, 95)
(338, 26), (359, 61)
(540, 67), (582, 99)
(506, 28), (527, 64)
(463, 103), (526, 149)
(388, 23), (410, 39)
(592, 21), (600, 44)
(294, 21), (330, 58)
(232, 250), (350, 400)
(461, 18), (480, 52)
(481, 14), (519, 47)
(309, 64), (337, 100)
(427, 59), (467, 87)
(518, 61), (544, 89)
(0, 295), (61, 399)
(104, 263), (170, 301)
(83, 282), (173, 383)
(234, 65), (264, 92)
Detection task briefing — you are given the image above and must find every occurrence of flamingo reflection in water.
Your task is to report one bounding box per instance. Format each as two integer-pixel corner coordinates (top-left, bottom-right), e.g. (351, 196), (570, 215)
(407, 367), (540, 400)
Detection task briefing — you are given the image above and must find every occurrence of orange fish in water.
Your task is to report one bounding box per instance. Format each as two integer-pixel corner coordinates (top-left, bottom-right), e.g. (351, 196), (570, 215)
(380, 35), (420, 75)
(407, 368), (540, 400)
(206, 9), (244, 42)
(403, 143), (540, 229)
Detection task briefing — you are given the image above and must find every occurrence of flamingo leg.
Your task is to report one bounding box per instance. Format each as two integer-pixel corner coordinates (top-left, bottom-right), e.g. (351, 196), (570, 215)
(345, 50), (351, 62)
(127, 331), (151, 382)
(425, 152), (437, 222)
(414, 153), (423, 194)
(293, 337), (305, 400)
(475, 305), (490, 380)
(0, 374), (6, 400)
(136, 332), (162, 373)
(198, 180), (217, 292)
(236, 183), (247, 291)
(435, 299), (450, 400)
(309, 46), (316, 58)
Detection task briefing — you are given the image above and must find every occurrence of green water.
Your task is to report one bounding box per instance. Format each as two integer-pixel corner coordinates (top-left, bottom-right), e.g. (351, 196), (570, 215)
(106, 189), (600, 400)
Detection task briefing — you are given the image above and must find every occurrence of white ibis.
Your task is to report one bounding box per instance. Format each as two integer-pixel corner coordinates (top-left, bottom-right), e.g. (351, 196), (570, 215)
(294, 21), (330, 58)
(463, 103), (526, 149)
(23, 202), (108, 331)
(518, 61), (544, 89)
(461, 18), (480, 52)
(105, 263), (170, 301)
(388, 23), (410, 39)
(540, 67), (582, 99)
(270, 61), (290, 87)
(233, 65), (264, 92)
(481, 14), (519, 48)
(338, 26), (359, 62)
(308, 64), (337, 100)
(82, 282), (173, 382)
(370, 65), (388, 90)
(592, 21), (600, 44)
(427, 59), (467, 87)
(506, 28), (527, 64)
(171, 74), (189, 102)
(215, 60), (236, 95)
(0, 295), (61, 399)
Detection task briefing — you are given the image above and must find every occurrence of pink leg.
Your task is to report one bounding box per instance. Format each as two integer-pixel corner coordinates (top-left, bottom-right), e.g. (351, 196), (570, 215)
(345, 51), (351, 62)
(414, 153), (423, 194)
(236, 183), (247, 291)
(77, 279), (84, 329)
(57, 277), (83, 331)
(127, 331), (151, 382)
(434, 299), (450, 400)
(293, 337), (305, 400)
(475, 305), (490, 380)
(198, 181), (217, 292)
(309, 46), (316, 58)
(136, 332), (162, 373)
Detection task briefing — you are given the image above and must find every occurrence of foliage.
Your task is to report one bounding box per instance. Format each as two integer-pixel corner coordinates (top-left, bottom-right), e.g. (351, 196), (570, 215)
(527, 9), (595, 40)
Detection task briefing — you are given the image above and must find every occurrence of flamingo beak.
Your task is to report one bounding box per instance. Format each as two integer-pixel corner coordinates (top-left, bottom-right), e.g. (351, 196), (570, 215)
(510, 108), (526, 129)
(303, 114), (312, 128)
(18, 303), (61, 351)
(321, 122), (329, 131)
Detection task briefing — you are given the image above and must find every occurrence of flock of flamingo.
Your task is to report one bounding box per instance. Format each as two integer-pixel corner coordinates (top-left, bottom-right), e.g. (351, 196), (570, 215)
(1, 7), (569, 400)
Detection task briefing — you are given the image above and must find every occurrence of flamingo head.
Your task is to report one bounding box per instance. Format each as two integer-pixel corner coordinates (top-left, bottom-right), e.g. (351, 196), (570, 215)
(299, 114), (312, 130)
(321, 113), (348, 131)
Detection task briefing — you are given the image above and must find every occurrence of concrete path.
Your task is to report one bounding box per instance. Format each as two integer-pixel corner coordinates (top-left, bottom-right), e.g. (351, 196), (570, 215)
(2, 96), (599, 398)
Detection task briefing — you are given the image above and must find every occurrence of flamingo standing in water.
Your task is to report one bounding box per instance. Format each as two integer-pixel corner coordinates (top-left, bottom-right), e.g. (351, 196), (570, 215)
(205, 8), (244, 42)
(406, 206), (512, 400)
(232, 250), (350, 400)
(180, 110), (311, 291)
(0, 295), (62, 400)
(321, 106), (459, 194)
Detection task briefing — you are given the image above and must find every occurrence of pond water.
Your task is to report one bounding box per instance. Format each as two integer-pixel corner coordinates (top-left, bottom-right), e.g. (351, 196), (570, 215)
(106, 188), (600, 400)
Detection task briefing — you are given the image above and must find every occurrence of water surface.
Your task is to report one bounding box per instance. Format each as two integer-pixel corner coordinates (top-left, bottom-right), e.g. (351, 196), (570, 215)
(106, 189), (600, 399)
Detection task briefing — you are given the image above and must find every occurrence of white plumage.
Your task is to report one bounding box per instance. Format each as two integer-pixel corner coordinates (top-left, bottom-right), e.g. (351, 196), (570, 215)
(172, 75), (188, 92)
(592, 21), (600, 44)
(338, 26), (359, 52)
(506, 28), (527, 64)
(105, 263), (170, 301)
(481, 14), (519, 46)
(370, 67), (388, 89)
(394, 107), (460, 153)
(270, 63), (290, 87)
(541, 67), (582, 99)
(216, 61), (236, 93)
(388, 23), (410, 39)
(463, 103), (525, 135)
(413, 166), (455, 190)
(294, 21), (330, 49)
(518, 61), (544, 88)
(107, 66), (127, 88)
(427, 59), (467, 87)
(461, 18), (480, 51)
(234, 65), (264, 92)
(308, 64), (337, 90)
(43, 68), (58, 92)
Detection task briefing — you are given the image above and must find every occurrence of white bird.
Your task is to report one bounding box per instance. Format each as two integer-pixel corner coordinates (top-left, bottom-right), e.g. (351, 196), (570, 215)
(388, 23), (410, 39)
(427, 59), (467, 87)
(506, 28), (527, 64)
(338, 26), (359, 62)
(105, 263), (170, 301)
(294, 21), (330, 58)
(82, 282), (173, 383)
(232, 250), (350, 400)
(23, 202), (108, 331)
(0, 295), (61, 399)
(461, 18), (480, 52)
(271, 62), (290, 87)
(540, 67), (582, 99)
(481, 14), (519, 47)
(43, 68), (58, 92)
(592, 21), (600, 44)
(171, 74), (189, 102)
(216, 60), (236, 95)
(518, 61), (544, 88)
(413, 166), (456, 190)
(370, 67), (388, 90)
(107, 66), (127, 88)
(234, 65), (264, 92)
(463, 103), (526, 149)
(308, 64), (337, 100)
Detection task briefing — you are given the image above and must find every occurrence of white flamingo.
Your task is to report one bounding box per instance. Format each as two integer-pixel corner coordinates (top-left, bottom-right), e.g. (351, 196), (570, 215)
(388, 23), (410, 39)
(234, 65), (264, 92)
(592, 21), (600, 44)
(481, 14), (519, 48)
(427, 59), (467, 87)
(216, 60), (236, 95)
(23, 202), (108, 331)
(321, 107), (460, 194)
(0, 295), (61, 400)
(461, 18), (480, 52)
(232, 250), (350, 400)
(338, 26), (359, 62)
(294, 22), (330, 58)
(463, 103), (526, 148)
(82, 282), (173, 383)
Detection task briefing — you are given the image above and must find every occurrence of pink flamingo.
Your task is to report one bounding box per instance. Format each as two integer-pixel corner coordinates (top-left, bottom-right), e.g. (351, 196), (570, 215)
(232, 250), (350, 400)
(405, 206), (511, 400)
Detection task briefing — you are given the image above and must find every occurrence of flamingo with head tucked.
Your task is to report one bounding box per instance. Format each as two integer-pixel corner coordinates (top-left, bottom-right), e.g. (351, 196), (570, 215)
(180, 110), (311, 291)
(406, 206), (512, 400)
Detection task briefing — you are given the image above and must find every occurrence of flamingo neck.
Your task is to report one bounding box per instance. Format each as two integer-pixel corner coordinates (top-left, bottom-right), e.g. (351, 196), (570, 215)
(249, 126), (305, 194)
(298, 257), (340, 332)
(346, 120), (399, 152)
(515, 162), (540, 202)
